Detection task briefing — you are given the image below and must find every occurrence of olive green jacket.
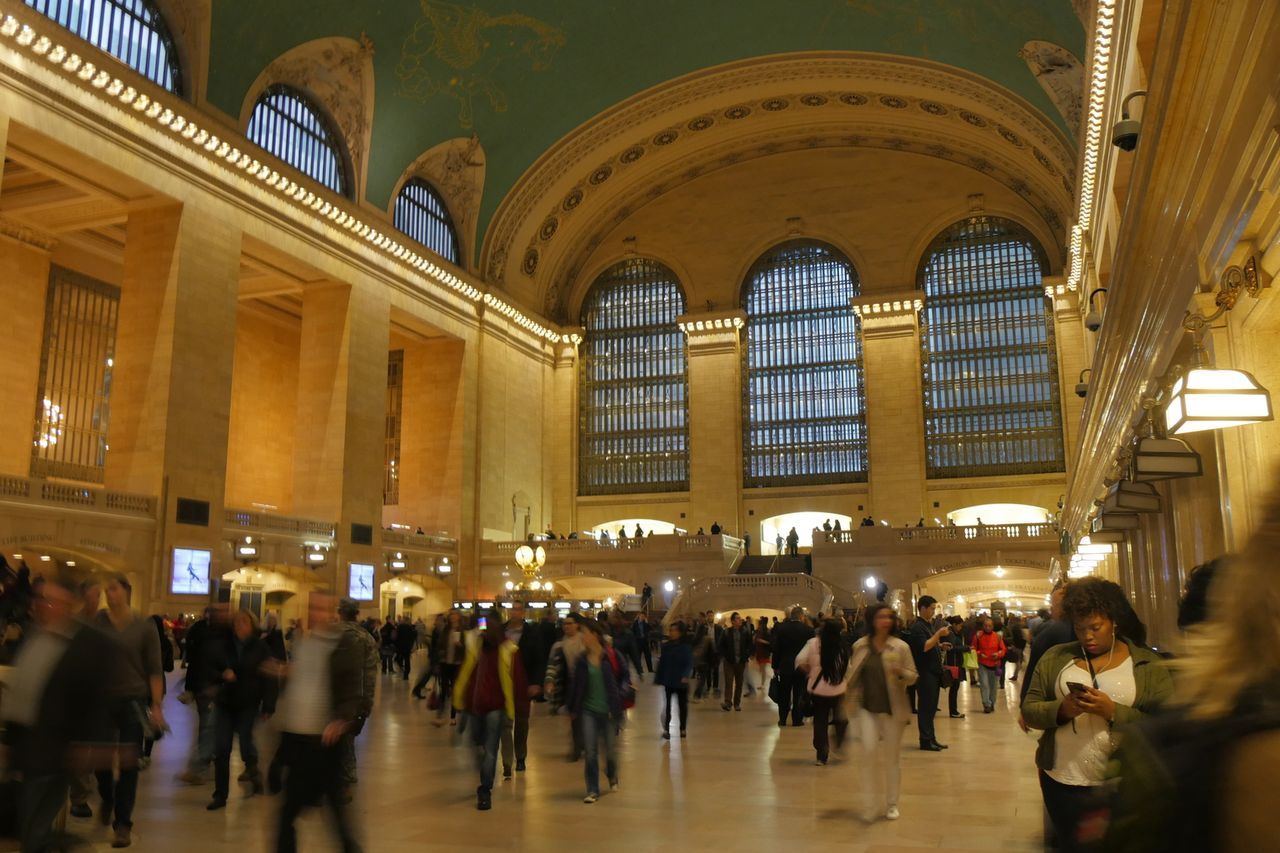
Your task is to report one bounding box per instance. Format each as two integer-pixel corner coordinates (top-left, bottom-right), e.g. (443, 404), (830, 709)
(1020, 639), (1173, 773)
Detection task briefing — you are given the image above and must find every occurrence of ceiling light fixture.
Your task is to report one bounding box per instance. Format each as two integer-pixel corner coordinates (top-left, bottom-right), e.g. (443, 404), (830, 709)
(1066, 0), (1117, 292)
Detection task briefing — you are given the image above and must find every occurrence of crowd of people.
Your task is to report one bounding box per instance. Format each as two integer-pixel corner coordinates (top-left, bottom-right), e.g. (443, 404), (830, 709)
(4, 516), (1280, 851)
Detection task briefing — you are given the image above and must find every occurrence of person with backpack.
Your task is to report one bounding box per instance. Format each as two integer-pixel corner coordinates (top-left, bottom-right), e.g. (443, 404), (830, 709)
(566, 619), (629, 803)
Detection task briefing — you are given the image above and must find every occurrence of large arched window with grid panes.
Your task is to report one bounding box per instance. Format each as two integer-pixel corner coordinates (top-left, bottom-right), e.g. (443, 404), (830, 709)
(742, 241), (867, 487)
(25, 0), (182, 93)
(247, 85), (350, 197)
(918, 216), (1065, 478)
(579, 259), (689, 496)
(394, 178), (460, 265)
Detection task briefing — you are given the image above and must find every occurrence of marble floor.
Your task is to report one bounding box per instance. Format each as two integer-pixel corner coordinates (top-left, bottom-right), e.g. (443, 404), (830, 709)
(72, 667), (1047, 852)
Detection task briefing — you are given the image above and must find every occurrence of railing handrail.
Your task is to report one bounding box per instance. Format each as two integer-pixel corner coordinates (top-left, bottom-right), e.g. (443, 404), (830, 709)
(0, 473), (156, 518)
(822, 522), (1055, 545)
(382, 529), (458, 550)
(223, 508), (336, 539)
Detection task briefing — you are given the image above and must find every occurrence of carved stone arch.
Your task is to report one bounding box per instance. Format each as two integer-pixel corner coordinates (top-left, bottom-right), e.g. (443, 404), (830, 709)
(570, 252), (692, 325)
(484, 53), (1077, 322)
(240, 36), (376, 201)
(905, 204), (1064, 287)
(388, 136), (486, 273)
(152, 0), (209, 101)
(1019, 41), (1084, 140)
(732, 231), (873, 305)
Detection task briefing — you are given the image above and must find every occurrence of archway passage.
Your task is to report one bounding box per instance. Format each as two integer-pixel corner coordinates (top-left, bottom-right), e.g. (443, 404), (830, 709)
(760, 512), (853, 553)
(913, 563), (1053, 618)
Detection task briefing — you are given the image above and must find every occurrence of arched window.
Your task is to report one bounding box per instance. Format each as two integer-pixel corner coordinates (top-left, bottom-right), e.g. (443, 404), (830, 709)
(742, 241), (867, 486)
(394, 178), (460, 265)
(918, 216), (1065, 478)
(247, 85), (350, 197)
(25, 0), (182, 93)
(579, 258), (689, 495)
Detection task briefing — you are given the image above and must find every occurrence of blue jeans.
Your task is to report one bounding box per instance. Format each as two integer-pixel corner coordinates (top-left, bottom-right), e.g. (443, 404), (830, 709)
(979, 665), (1000, 708)
(470, 710), (504, 792)
(580, 711), (618, 796)
(187, 698), (218, 774)
(213, 706), (259, 800)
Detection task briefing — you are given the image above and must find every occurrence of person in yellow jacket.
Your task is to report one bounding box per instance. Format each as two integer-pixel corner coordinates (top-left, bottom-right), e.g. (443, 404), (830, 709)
(453, 610), (528, 811)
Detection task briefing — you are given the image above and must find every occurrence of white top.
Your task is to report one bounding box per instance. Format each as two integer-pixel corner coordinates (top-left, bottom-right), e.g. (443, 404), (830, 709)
(280, 631), (337, 735)
(1047, 656), (1136, 786)
(795, 637), (848, 697)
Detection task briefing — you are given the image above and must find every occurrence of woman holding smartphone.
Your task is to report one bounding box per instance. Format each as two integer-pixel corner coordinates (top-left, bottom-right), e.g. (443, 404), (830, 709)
(1021, 577), (1172, 852)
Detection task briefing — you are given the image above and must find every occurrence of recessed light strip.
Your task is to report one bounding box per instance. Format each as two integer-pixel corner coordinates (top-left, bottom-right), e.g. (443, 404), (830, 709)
(1066, 0), (1118, 293)
(0, 14), (569, 345)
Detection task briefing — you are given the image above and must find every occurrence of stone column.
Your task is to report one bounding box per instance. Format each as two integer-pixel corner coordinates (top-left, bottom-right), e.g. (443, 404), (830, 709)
(292, 282), (390, 579)
(106, 203), (241, 609)
(0, 225), (53, 477)
(547, 331), (581, 534)
(855, 295), (927, 525)
(681, 312), (745, 539)
(395, 335), (466, 538)
(1050, 282), (1087, 470)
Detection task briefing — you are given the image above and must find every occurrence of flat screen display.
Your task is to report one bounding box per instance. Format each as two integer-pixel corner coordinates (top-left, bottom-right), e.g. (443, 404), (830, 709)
(348, 563), (375, 601)
(171, 548), (211, 595)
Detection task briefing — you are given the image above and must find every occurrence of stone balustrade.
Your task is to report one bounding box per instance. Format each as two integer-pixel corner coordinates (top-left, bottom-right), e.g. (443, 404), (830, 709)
(0, 473), (157, 518)
(223, 507), (336, 539)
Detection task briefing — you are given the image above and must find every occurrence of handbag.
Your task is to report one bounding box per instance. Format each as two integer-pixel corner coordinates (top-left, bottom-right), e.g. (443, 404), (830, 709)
(963, 650), (978, 670)
(946, 665), (961, 683)
(767, 673), (783, 704)
(940, 666), (954, 689)
(427, 682), (442, 711)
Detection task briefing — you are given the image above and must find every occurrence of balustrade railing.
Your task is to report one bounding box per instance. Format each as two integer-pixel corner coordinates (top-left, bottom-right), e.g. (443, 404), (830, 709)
(821, 522), (1054, 546)
(223, 508), (335, 538)
(382, 530), (458, 552)
(0, 474), (156, 518)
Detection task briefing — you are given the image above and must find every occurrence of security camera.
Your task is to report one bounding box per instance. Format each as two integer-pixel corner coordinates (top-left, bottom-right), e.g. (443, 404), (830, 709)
(1085, 309), (1103, 332)
(1075, 381), (1089, 398)
(1112, 118), (1141, 151)
(1112, 91), (1148, 152)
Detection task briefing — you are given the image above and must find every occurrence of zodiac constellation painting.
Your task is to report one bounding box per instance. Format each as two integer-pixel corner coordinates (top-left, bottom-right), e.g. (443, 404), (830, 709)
(396, 0), (565, 129)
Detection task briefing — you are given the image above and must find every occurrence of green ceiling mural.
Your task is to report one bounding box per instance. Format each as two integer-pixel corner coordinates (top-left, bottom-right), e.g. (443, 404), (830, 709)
(208, 0), (1084, 256)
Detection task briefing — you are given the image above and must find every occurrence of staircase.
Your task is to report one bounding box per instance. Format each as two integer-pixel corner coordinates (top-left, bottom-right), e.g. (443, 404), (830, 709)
(735, 554), (811, 574)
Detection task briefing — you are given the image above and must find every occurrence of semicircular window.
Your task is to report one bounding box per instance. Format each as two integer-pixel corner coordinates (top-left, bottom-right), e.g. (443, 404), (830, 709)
(394, 178), (460, 265)
(25, 0), (182, 93)
(918, 216), (1065, 478)
(579, 258), (689, 496)
(247, 84), (350, 197)
(742, 240), (868, 487)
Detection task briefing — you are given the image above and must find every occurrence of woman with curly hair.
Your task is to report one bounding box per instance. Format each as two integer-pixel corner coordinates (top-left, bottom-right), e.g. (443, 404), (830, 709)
(1020, 576), (1172, 852)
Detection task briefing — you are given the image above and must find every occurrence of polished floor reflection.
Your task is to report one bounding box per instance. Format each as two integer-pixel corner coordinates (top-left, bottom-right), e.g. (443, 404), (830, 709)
(73, 668), (1045, 851)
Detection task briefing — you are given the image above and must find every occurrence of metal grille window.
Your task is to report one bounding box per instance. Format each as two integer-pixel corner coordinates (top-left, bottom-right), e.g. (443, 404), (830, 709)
(31, 266), (120, 483)
(918, 216), (1065, 478)
(394, 178), (460, 265)
(25, 0), (182, 93)
(384, 350), (403, 505)
(579, 259), (689, 495)
(247, 85), (350, 197)
(742, 241), (868, 486)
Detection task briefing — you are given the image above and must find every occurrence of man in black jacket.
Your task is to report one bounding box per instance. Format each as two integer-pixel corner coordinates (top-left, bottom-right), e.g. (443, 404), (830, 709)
(394, 615), (417, 681)
(906, 595), (952, 751)
(504, 601), (546, 773)
(2, 563), (119, 853)
(177, 605), (226, 785)
(771, 607), (815, 726)
(717, 612), (752, 711)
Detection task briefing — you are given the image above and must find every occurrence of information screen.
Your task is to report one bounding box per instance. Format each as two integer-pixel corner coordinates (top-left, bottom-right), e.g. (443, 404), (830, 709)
(349, 563), (375, 601)
(171, 548), (211, 595)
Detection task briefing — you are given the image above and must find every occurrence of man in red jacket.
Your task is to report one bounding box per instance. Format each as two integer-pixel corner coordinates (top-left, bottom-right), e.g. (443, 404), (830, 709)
(972, 617), (1006, 713)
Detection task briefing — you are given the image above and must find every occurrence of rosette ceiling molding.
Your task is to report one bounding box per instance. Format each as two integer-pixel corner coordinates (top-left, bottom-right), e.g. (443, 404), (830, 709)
(205, 0), (1084, 268)
(484, 53), (1077, 318)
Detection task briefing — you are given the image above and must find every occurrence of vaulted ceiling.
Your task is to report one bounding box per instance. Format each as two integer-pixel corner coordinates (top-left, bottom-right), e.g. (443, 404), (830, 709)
(205, 0), (1086, 267)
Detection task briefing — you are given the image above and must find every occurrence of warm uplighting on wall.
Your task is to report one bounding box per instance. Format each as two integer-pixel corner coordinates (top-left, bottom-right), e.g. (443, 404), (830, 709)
(0, 11), (579, 349)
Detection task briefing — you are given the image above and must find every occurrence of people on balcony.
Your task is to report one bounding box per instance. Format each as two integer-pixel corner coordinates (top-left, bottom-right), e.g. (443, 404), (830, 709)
(710, 521), (722, 535)
(786, 528), (800, 556)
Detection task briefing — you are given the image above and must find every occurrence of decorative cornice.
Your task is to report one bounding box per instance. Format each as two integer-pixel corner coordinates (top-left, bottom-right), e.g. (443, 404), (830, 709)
(0, 8), (570, 347)
(677, 310), (745, 335)
(851, 292), (922, 318)
(483, 52), (1077, 305)
(0, 215), (57, 250)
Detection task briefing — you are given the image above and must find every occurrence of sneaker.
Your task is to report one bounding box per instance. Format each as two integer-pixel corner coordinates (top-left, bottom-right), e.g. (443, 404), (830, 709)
(815, 759), (827, 766)
(609, 779), (619, 791)
(950, 713), (966, 719)
(583, 793), (598, 804)
(886, 806), (900, 820)
(860, 810), (878, 824)
(69, 803), (92, 819)
(111, 827), (131, 848)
